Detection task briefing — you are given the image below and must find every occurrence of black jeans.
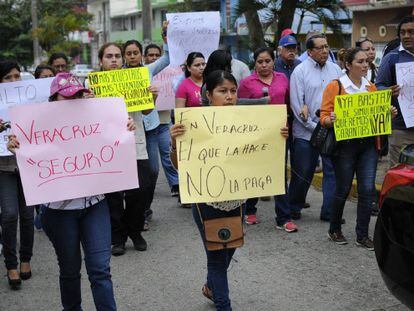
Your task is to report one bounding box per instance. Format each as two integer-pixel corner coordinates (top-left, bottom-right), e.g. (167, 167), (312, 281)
(330, 139), (378, 239)
(0, 171), (34, 270)
(107, 159), (157, 245)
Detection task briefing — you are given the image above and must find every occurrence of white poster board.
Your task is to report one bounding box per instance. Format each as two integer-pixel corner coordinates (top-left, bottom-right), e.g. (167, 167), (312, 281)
(396, 62), (414, 128)
(166, 11), (220, 66)
(0, 78), (53, 156)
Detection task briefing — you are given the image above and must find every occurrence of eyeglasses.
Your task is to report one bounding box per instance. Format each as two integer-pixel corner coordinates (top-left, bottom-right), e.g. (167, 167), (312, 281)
(312, 45), (329, 51)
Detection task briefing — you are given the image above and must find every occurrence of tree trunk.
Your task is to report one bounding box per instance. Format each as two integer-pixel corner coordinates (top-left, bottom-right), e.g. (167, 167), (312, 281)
(296, 10), (306, 35)
(277, 0), (296, 40)
(244, 10), (265, 51)
(142, 0), (152, 43)
(31, 0), (40, 66)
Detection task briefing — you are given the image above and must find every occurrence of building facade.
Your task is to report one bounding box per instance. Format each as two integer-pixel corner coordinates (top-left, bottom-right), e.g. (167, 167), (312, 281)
(343, 0), (414, 60)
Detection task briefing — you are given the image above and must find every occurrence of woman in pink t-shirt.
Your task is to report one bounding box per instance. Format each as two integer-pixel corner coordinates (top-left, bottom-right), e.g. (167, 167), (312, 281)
(175, 52), (205, 108)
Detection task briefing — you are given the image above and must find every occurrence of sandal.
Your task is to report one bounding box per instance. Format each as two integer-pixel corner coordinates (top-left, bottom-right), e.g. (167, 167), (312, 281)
(202, 284), (214, 302)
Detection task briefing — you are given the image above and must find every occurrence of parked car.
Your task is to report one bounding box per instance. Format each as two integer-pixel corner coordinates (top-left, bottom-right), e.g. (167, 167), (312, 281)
(70, 64), (93, 78)
(374, 144), (414, 310)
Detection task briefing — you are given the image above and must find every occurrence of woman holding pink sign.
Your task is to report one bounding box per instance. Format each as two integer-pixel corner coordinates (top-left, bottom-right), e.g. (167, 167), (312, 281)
(0, 59), (34, 290)
(7, 72), (136, 310)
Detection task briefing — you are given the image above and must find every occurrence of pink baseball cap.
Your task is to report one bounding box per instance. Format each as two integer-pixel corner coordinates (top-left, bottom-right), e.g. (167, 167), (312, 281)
(50, 72), (90, 98)
(281, 28), (294, 38)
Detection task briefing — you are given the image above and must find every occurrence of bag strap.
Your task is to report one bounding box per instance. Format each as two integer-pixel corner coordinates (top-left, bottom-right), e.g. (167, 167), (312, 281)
(335, 79), (342, 96)
(196, 203), (243, 225)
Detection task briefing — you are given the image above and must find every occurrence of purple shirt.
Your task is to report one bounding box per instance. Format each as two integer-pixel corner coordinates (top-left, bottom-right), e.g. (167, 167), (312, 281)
(238, 71), (289, 105)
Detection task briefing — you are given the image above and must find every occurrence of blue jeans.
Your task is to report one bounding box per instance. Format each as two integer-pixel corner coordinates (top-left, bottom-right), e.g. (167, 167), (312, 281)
(288, 138), (335, 219)
(146, 124), (179, 189)
(330, 139), (378, 239)
(193, 204), (244, 311)
(42, 199), (116, 311)
(0, 171), (34, 270)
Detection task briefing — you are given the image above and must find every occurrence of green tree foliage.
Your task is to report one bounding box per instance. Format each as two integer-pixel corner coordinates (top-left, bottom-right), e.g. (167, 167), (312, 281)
(0, 0), (33, 65)
(0, 0), (92, 66)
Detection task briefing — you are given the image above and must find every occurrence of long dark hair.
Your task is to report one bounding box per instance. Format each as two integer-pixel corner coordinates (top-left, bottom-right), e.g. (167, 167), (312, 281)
(0, 60), (20, 82)
(203, 50), (232, 80)
(185, 52), (204, 78)
(34, 64), (55, 79)
(205, 70), (237, 95)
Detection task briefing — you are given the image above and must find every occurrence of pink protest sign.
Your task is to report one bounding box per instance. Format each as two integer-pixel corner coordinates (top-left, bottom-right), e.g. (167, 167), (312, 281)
(152, 65), (183, 111)
(8, 97), (138, 205)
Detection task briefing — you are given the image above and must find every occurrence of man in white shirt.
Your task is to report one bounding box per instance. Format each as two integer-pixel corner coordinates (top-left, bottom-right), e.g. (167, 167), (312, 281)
(289, 34), (343, 222)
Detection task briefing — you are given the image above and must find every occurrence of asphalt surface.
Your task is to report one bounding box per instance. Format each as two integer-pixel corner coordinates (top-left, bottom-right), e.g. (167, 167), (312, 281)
(0, 175), (410, 311)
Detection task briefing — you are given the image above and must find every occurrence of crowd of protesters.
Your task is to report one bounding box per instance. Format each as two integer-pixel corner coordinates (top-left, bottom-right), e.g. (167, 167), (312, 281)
(0, 14), (413, 311)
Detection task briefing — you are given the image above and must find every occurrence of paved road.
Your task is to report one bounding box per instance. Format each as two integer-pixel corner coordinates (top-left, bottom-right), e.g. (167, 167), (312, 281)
(0, 176), (410, 311)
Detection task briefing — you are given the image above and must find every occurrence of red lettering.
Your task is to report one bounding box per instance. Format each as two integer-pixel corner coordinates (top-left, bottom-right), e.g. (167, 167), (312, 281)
(37, 160), (52, 179)
(50, 158), (62, 175)
(86, 152), (101, 168)
(72, 125), (85, 139)
(63, 156), (77, 173)
(100, 145), (114, 162)
(42, 130), (53, 143)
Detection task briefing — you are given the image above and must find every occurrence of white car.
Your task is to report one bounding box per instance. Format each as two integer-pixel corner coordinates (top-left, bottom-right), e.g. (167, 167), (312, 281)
(70, 64), (93, 78)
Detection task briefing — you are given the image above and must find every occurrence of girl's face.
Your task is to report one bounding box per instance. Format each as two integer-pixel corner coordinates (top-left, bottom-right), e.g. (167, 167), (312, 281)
(100, 45), (123, 71)
(207, 79), (237, 107)
(255, 51), (274, 78)
(1, 68), (21, 83)
(187, 57), (205, 80)
(38, 69), (54, 79)
(124, 44), (142, 68)
(347, 51), (369, 79)
(360, 40), (376, 64)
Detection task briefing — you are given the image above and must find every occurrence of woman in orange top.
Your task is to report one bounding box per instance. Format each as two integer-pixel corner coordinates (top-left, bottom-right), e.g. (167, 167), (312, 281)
(320, 48), (397, 250)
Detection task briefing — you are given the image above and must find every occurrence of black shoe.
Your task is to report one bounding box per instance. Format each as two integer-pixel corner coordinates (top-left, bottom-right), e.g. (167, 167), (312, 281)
(20, 271), (32, 280)
(111, 244), (126, 256)
(7, 273), (21, 290)
(320, 216), (345, 224)
(327, 231), (348, 245)
(303, 202), (311, 209)
(371, 202), (379, 217)
(291, 211), (301, 220)
(356, 236), (374, 251)
(171, 185), (179, 197)
(133, 234), (147, 251)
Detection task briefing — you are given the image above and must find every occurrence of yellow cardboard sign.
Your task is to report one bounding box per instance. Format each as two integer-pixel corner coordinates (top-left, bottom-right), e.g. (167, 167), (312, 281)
(175, 105), (286, 204)
(334, 89), (392, 141)
(88, 67), (154, 112)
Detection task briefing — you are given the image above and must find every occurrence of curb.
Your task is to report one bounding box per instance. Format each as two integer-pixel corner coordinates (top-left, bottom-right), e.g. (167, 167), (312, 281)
(287, 167), (382, 200)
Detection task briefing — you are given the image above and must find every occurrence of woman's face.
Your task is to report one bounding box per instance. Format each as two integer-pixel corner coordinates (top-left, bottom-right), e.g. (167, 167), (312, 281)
(124, 44), (142, 68)
(347, 51), (369, 79)
(38, 69), (54, 79)
(1, 68), (21, 83)
(56, 92), (83, 101)
(100, 45), (123, 71)
(360, 40), (376, 64)
(187, 57), (205, 80)
(51, 58), (68, 73)
(255, 52), (274, 78)
(207, 79), (237, 107)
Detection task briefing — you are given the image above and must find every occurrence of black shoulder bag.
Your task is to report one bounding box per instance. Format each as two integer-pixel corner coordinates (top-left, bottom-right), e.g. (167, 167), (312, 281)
(310, 79), (341, 156)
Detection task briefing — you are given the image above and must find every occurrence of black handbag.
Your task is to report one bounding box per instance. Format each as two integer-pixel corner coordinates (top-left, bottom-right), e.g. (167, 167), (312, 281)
(310, 79), (342, 156)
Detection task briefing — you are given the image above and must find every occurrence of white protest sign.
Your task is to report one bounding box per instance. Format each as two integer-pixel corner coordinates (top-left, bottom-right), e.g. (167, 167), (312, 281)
(166, 11), (220, 66)
(0, 78), (53, 156)
(396, 62), (414, 128)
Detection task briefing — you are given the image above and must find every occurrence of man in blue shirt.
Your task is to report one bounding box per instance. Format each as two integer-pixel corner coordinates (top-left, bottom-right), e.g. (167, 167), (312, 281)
(376, 15), (414, 166)
(275, 35), (301, 80)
